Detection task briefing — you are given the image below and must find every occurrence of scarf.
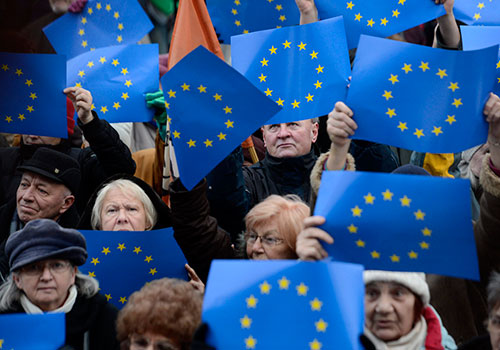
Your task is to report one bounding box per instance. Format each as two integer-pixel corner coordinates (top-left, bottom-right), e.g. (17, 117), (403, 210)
(20, 285), (77, 314)
(364, 316), (427, 350)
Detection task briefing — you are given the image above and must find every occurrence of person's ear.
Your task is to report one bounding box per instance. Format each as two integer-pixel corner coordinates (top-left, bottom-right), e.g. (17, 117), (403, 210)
(59, 195), (75, 214)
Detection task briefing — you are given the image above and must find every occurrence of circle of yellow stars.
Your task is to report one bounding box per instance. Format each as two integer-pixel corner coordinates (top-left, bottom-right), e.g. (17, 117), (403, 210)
(380, 60), (462, 139)
(347, 189), (432, 263)
(165, 83), (233, 149)
(471, 0), (494, 22)
(86, 242), (157, 304)
(240, 276), (328, 349)
(346, 0), (414, 29)
(73, 55), (131, 114)
(231, 0), (287, 35)
(78, 2), (124, 51)
(1, 63), (37, 124)
(258, 40), (323, 111)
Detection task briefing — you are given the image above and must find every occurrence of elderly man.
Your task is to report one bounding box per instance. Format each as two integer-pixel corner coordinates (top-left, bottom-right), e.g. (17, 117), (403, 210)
(0, 147), (81, 279)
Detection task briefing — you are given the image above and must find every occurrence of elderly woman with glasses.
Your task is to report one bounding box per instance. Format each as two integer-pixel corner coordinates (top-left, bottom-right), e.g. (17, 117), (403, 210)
(170, 177), (310, 283)
(0, 219), (119, 350)
(116, 278), (203, 350)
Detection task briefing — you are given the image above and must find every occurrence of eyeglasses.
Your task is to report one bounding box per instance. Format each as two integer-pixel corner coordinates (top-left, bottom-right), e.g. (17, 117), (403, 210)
(129, 335), (179, 350)
(20, 261), (72, 276)
(245, 232), (284, 247)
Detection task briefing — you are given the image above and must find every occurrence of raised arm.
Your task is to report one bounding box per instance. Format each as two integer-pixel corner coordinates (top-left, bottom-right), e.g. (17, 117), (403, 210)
(433, 0), (461, 49)
(326, 101), (358, 170)
(295, 0), (318, 25)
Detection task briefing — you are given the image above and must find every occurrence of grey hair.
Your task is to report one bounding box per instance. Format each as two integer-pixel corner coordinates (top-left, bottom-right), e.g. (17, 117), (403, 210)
(91, 179), (157, 230)
(310, 117), (319, 124)
(0, 270), (99, 311)
(488, 271), (500, 315)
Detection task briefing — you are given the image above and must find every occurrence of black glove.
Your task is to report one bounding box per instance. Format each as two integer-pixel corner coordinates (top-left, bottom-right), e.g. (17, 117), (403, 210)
(360, 334), (376, 350)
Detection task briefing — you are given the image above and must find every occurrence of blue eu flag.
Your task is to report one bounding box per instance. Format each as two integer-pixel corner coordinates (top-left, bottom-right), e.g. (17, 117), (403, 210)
(0, 313), (65, 349)
(67, 44), (158, 123)
(346, 35), (498, 154)
(79, 228), (188, 309)
(462, 25), (500, 96)
(207, 0), (300, 44)
(0, 53), (67, 138)
(232, 16), (350, 124)
(314, 171), (479, 280)
(44, 0), (153, 59)
(160, 46), (281, 190)
(454, 0), (500, 25)
(203, 260), (365, 350)
(315, 0), (446, 48)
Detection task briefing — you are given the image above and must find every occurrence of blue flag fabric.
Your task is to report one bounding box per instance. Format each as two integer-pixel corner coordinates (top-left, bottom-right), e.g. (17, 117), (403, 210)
(203, 260), (365, 350)
(207, 0), (300, 44)
(43, 0), (153, 59)
(0, 313), (65, 349)
(454, 0), (500, 25)
(346, 35), (498, 154)
(461, 26), (500, 96)
(160, 46), (281, 190)
(314, 0), (445, 48)
(79, 228), (187, 309)
(67, 44), (158, 123)
(0, 53), (67, 138)
(232, 16), (350, 124)
(314, 171), (479, 280)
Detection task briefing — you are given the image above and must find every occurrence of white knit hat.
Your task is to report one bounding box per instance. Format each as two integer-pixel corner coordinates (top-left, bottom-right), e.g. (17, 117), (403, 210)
(363, 270), (430, 306)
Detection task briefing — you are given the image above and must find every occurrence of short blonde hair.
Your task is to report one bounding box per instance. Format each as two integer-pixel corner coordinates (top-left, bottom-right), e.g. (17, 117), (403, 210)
(116, 278), (202, 350)
(91, 179), (157, 230)
(244, 194), (310, 253)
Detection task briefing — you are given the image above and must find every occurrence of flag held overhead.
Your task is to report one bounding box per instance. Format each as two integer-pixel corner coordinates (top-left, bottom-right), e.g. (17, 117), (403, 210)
(314, 171), (479, 280)
(67, 44), (159, 123)
(454, 0), (500, 26)
(347, 35), (498, 154)
(203, 260), (365, 350)
(0, 52), (67, 138)
(232, 16), (351, 125)
(160, 45), (281, 190)
(79, 228), (187, 309)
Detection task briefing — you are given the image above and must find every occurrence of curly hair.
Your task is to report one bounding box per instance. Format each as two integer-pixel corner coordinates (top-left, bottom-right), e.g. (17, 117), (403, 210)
(116, 278), (203, 350)
(244, 194), (310, 254)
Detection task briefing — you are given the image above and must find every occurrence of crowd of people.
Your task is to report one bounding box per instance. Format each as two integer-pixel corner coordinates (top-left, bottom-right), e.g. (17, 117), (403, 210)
(1, 0), (500, 349)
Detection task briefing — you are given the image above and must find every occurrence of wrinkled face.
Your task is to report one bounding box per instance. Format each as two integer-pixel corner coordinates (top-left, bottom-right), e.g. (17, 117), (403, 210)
(245, 221), (296, 260)
(14, 259), (77, 312)
(365, 282), (417, 342)
(488, 303), (500, 350)
(100, 187), (148, 231)
(22, 134), (61, 146)
(48, 0), (73, 14)
(129, 332), (180, 350)
(16, 172), (73, 223)
(261, 120), (319, 158)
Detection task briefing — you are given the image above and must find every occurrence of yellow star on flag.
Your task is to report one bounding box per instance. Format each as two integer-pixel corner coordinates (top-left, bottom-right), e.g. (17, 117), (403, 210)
(78, 29), (85, 36)
(276, 4), (282, 10)
(173, 131), (181, 139)
(315, 319), (328, 332)
(1, 64), (8, 71)
(364, 193), (375, 204)
(29, 92), (37, 100)
(390, 254), (400, 262)
(474, 13), (481, 20)
(431, 126), (443, 136)
(113, 102), (121, 110)
(414, 209), (425, 220)
(278, 276), (290, 289)
(121, 92), (129, 100)
(260, 58), (268, 67)
(217, 132), (227, 140)
(197, 84), (207, 93)
(399, 0), (407, 4)
(269, 46), (277, 54)
(102, 247), (110, 255)
(88, 7), (93, 14)
(347, 224), (358, 233)
(118, 23), (124, 30)
(400, 195), (411, 207)
(240, 315), (252, 328)
(356, 239), (365, 247)
(117, 243), (126, 251)
(26, 105), (34, 113)
(120, 67), (128, 75)
(314, 80), (323, 89)
(167, 90), (176, 98)
(298, 42), (307, 50)
(204, 139), (213, 147)
(445, 115), (456, 125)
(452, 98), (463, 108)
(291, 100), (300, 109)
(283, 40), (291, 49)
(419, 61), (430, 72)
(296, 282), (308, 296)
(409, 251), (418, 259)
(81, 40), (88, 48)
(91, 257), (100, 265)
(234, 20), (241, 26)
(310, 51), (318, 59)
(149, 268), (158, 275)
(119, 297), (127, 304)
(420, 241), (430, 249)
(25, 79), (33, 86)
(279, 15), (286, 22)
(5, 116), (12, 123)
(87, 61), (94, 68)
(315, 65), (324, 74)
(111, 59), (119, 66)
(187, 139), (196, 148)
(246, 294), (258, 308)
(371, 250), (380, 259)
(478, 2), (485, 9)
(213, 93), (222, 101)
(309, 339), (322, 350)
(367, 18), (375, 27)
(124, 80), (132, 87)
(448, 82), (459, 92)
(225, 119), (234, 128)
(99, 56), (107, 64)
(305, 93), (314, 102)
(402, 63), (412, 74)
(382, 90), (393, 100)
(81, 17), (87, 24)
(381, 17), (389, 26)
(436, 68), (448, 79)
(355, 13), (362, 21)
(258, 73), (267, 82)
(351, 205), (362, 217)
(414, 129), (425, 138)
(276, 98), (284, 106)
(78, 70), (85, 77)
(133, 246), (142, 254)
(231, 8), (238, 15)
(245, 336), (257, 349)
(88, 271), (96, 277)
(105, 294), (112, 301)
(382, 189), (394, 200)
(310, 298), (323, 311)
(18, 114), (25, 121)
(388, 74), (399, 84)
(259, 281), (271, 294)
(264, 88), (273, 96)
(144, 256), (153, 263)
(15, 69), (23, 76)
(347, 1), (355, 9)
(422, 227), (432, 236)
(386, 108), (397, 118)
(105, 3), (111, 11)
(100, 106), (108, 114)
(96, 2), (102, 9)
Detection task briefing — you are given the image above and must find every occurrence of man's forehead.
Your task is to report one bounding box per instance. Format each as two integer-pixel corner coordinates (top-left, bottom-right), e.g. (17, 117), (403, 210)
(21, 171), (61, 186)
(263, 119), (314, 128)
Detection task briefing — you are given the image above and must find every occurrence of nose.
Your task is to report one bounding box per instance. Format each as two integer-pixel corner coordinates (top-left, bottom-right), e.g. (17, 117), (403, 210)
(21, 185), (35, 202)
(40, 265), (54, 280)
(116, 208), (129, 224)
(276, 124), (291, 138)
(375, 293), (394, 314)
(251, 236), (265, 253)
